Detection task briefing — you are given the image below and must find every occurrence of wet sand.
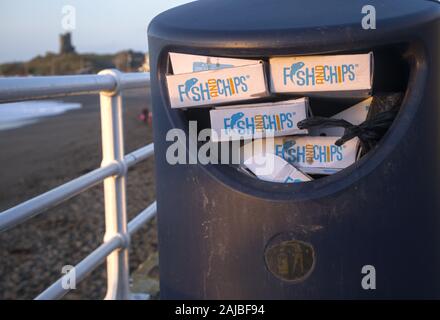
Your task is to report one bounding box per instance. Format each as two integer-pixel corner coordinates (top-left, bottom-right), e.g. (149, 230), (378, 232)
(0, 88), (157, 299)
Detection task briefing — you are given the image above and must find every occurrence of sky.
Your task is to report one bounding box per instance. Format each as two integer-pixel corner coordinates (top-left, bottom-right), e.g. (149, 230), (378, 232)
(0, 0), (193, 63)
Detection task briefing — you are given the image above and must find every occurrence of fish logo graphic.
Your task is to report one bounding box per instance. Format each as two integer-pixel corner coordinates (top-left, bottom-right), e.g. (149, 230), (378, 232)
(184, 78), (198, 98)
(283, 140), (296, 153)
(229, 112), (245, 129)
(289, 62), (305, 83)
(284, 177), (303, 183)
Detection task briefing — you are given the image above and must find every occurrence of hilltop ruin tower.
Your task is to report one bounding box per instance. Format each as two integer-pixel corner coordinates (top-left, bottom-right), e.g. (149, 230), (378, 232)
(59, 32), (75, 54)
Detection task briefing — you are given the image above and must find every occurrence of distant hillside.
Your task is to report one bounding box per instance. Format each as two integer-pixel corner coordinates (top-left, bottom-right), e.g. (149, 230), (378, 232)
(0, 50), (148, 76)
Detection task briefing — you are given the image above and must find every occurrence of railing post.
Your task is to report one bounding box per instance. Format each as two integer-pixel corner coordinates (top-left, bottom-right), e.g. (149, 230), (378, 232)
(98, 69), (130, 300)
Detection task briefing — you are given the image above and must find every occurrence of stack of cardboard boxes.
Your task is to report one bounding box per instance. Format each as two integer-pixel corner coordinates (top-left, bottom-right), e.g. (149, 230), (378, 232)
(166, 52), (375, 183)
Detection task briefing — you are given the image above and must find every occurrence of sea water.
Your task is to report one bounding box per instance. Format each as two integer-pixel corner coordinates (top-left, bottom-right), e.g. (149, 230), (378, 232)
(0, 100), (81, 131)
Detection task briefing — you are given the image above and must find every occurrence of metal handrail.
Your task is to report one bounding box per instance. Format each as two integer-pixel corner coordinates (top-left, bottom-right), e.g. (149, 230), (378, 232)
(0, 70), (156, 300)
(0, 144), (154, 233)
(36, 201), (157, 300)
(0, 71), (150, 102)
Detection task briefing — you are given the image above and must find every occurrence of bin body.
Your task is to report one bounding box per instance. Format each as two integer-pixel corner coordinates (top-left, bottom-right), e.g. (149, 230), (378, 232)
(148, 0), (440, 299)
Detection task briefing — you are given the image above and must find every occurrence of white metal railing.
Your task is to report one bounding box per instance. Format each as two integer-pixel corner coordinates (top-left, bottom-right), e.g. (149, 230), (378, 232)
(0, 69), (156, 300)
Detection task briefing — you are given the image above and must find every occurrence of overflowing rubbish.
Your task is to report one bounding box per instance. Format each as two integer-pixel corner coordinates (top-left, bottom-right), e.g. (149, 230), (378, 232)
(298, 93), (403, 153)
(309, 97), (372, 137)
(242, 153), (312, 183)
(169, 52), (258, 74)
(165, 52), (402, 183)
(269, 53), (373, 97)
(243, 136), (359, 175)
(209, 98), (310, 141)
(166, 57), (268, 108)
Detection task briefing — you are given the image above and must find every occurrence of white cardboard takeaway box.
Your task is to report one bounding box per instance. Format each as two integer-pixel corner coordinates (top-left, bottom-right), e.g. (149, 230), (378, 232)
(166, 62), (268, 109)
(243, 136), (359, 175)
(269, 53), (373, 97)
(243, 153), (312, 183)
(169, 52), (258, 74)
(210, 98), (309, 142)
(310, 97), (373, 137)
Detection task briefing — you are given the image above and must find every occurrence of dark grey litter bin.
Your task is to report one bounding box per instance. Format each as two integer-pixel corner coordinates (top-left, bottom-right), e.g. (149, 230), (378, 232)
(148, 0), (440, 299)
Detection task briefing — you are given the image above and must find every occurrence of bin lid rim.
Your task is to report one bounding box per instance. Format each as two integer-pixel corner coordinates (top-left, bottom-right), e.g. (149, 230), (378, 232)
(148, 0), (439, 43)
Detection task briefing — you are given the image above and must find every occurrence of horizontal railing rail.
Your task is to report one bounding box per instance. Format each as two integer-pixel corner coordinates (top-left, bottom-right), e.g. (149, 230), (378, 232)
(35, 201), (157, 300)
(0, 69), (156, 300)
(0, 143), (154, 233)
(0, 71), (150, 102)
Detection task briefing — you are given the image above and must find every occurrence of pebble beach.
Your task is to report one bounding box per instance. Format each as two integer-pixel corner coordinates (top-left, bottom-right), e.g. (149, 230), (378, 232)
(0, 88), (157, 299)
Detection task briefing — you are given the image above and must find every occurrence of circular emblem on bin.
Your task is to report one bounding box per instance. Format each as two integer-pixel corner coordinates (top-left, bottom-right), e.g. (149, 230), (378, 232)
(264, 236), (315, 283)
